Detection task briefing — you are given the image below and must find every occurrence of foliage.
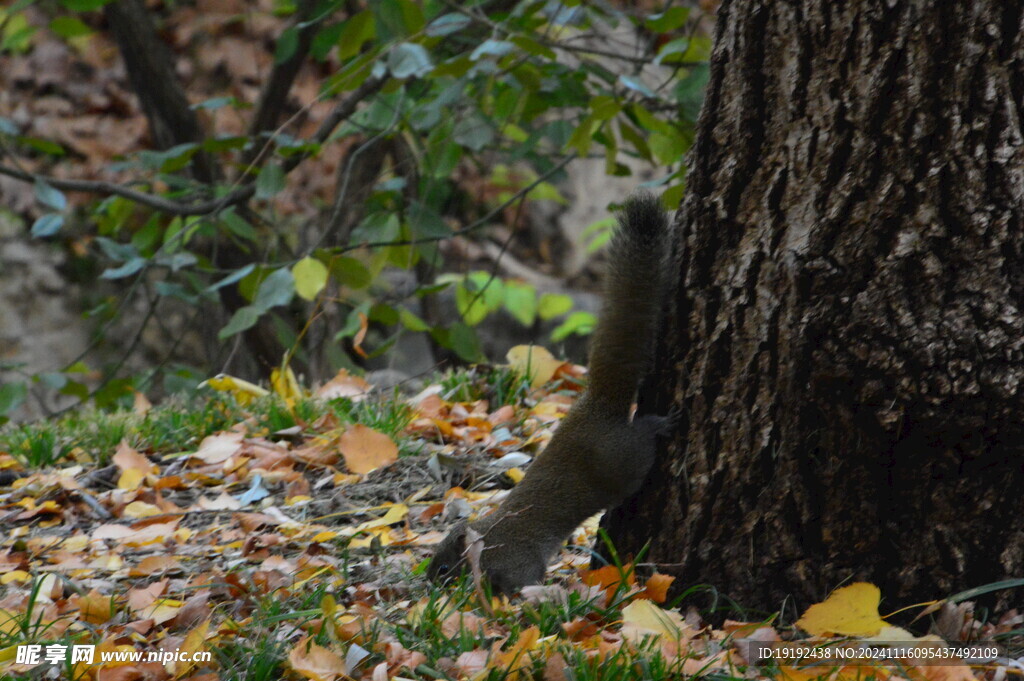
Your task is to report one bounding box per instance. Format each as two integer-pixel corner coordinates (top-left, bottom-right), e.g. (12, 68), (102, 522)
(0, 0), (711, 420)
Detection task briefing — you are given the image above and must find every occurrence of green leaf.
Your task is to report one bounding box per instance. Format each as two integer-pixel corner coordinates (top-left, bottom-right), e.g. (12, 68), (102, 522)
(33, 180), (66, 211)
(589, 95), (621, 122)
(389, 42), (432, 78)
(661, 181), (685, 208)
(503, 281), (537, 327)
(221, 209), (257, 242)
(292, 256), (329, 301)
(471, 39), (515, 61)
(0, 381), (27, 416)
(336, 302), (370, 340)
(567, 115), (596, 156)
(510, 35), (556, 59)
(646, 7), (690, 33)
(551, 311), (597, 341)
(331, 256), (372, 289)
(619, 120), (652, 161)
(59, 0), (112, 10)
(631, 103), (675, 136)
(426, 13), (470, 37)
(619, 74), (655, 98)
(252, 268), (295, 310)
(219, 305), (261, 340)
(310, 21), (344, 60)
(582, 217), (616, 254)
(337, 11), (375, 60)
(453, 115), (494, 151)
(100, 257), (146, 279)
(397, 0), (425, 34)
(1, 13), (36, 53)
(50, 16), (93, 38)
(675, 64), (709, 119)
(274, 25), (300, 63)
(649, 129), (688, 165)
(457, 272), (503, 326)
(654, 37), (691, 65)
(538, 292), (573, 320)
(398, 307), (429, 331)
(19, 136), (65, 156)
(446, 322), (481, 362)
(255, 163), (285, 199)
(30, 214), (63, 238)
(369, 303), (399, 325)
(205, 263), (256, 293)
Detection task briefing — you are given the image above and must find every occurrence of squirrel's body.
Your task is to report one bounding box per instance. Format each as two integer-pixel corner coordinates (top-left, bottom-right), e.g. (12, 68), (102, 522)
(428, 193), (671, 594)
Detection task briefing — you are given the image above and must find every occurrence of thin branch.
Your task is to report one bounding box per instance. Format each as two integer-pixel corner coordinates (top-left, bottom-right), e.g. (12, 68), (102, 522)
(340, 154), (575, 253)
(0, 164), (250, 215)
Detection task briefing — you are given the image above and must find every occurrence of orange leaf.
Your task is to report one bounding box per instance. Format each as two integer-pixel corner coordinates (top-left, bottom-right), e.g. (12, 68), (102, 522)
(113, 441), (156, 474)
(338, 424), (398, 474)
(76, 589), (114, 624)
(316, 368), (372, 401)
(288, 637), (348, 680)
(641, 572), (675, 603)
(581, 563), (636, 592)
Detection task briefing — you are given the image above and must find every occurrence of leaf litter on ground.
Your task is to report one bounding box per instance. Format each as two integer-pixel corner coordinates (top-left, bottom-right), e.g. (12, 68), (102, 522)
(0, 353), (1021, 680)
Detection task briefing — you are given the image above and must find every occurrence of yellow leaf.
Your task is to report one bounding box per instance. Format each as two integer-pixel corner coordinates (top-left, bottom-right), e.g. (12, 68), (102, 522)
(199, 373), (270, 404)
(117, 468), (146, 491)
(272, 362), (304, 405)
(338, 424), (398, 474)
(797, 583), (887, 637)
(506, 467), (525, 483)
(493, 626), (541, 681)
(342, 503), (409, 536)
(621, 599), (692, 642)
(288, 637), (347, 680)
(506, 345), (564, 388)
(76, 590), (114, 624)
(293, 256), (329, 301)
(0, 571), (31, 585)
(176, 619), (211, 676)
(122, 501), (162, 518)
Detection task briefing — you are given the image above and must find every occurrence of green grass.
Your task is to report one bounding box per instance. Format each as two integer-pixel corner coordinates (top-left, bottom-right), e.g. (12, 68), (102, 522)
(0, 396), (246, 468)
(0, 384), (422, 470)
(440, 365), (533, 408)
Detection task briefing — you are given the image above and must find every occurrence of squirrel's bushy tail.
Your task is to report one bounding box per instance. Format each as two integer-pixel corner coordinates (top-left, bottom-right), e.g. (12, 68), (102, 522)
(585, 192), (669, 416)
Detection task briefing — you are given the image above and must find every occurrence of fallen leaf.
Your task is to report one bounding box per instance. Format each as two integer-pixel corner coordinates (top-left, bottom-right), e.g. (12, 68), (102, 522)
(199, 374), (270, 404)
(288, 637), (348, 680)
(506, 345), (564, 387)
(797, 583), (887, 637)
(192, 432), (245, 464)
(338, 424), (398, 474)
(316, 369), (372, 401)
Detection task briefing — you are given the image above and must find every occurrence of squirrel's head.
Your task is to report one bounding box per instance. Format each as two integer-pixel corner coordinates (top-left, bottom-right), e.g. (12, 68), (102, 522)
(427, 520), (469, 584)
(427, 519), (547, 595)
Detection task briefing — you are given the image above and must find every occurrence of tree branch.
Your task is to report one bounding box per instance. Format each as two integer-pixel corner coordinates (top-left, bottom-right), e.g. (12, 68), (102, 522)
(243, 0), (323, 166)
(103, 0), (218, 183)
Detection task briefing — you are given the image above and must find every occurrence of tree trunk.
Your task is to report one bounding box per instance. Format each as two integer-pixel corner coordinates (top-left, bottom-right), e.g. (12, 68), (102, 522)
(602, 0), (1024, 613)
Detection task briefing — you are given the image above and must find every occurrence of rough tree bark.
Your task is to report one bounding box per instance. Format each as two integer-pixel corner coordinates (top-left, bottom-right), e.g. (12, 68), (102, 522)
(602, 0), (1024, 612)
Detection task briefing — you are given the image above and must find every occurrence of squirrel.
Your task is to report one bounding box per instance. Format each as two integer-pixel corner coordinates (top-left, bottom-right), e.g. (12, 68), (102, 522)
(427, 192), (672, 594)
